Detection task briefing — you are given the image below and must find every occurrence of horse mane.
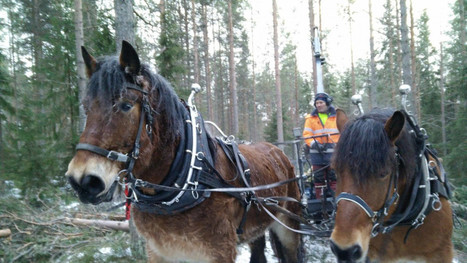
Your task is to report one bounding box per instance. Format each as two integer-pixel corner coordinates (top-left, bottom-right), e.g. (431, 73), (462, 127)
(83, 56), (186, 146)
(333, 108), (416, 184)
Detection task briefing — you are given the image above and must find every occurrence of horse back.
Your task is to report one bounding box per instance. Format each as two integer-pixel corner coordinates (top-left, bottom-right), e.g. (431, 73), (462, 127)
(239, 142), (299, 198)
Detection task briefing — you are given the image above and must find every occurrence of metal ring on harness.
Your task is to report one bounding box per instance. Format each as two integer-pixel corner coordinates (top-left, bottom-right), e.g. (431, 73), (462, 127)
(117, 169), (129, 185)
(196, 151), (205, 161)
(432, 195), (442, 211)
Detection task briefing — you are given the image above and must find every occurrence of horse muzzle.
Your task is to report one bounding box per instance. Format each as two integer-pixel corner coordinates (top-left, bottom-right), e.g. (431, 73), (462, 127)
(68, 175), (118, 204)
(330, 240), (370, 263)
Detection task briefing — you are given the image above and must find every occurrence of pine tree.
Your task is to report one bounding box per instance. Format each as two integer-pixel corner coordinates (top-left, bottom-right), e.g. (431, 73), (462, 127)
(444, 0), (467, 184)
(415, 11), (440, 145)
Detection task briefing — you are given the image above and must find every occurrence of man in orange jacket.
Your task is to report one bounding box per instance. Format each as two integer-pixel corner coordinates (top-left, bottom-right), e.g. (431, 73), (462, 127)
(302, 92), (340, 199)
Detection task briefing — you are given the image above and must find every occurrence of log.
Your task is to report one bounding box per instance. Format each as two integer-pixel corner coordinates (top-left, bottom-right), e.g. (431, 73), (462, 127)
(65, 218), (129, 232)
(0, 228), (11, 238)
(72, 213), (127, 221)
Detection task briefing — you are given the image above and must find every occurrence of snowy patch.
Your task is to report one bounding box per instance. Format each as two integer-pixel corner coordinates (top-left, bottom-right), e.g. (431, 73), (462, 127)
(99, 247), (112, 254)
(65, 202), (80, 210)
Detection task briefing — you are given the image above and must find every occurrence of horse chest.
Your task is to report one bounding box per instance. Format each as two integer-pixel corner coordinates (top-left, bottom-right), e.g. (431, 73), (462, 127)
(146, 235), (211, 263)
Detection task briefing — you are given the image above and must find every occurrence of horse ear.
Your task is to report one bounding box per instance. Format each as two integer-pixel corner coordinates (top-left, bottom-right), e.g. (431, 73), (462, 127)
(119, 40), (141, 75)
(384, 111), (405, 143)
(81, 46), (97, 78)
(336, 109), (349, 133)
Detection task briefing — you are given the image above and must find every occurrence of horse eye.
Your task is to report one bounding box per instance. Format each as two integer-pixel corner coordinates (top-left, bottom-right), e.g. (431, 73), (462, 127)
(119, 102), (133, 112)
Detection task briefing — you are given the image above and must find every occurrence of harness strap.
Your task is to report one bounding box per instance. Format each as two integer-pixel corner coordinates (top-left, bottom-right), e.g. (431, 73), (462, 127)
(336, 193), (376, 219)
(76, 143), (130, 163)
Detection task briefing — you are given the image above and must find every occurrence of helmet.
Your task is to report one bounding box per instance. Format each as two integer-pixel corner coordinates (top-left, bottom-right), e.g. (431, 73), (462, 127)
(314, 92), (333, 106)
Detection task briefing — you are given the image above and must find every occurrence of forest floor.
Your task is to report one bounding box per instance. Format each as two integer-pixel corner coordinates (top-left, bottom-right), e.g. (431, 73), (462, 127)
(0, 184), (465, 262)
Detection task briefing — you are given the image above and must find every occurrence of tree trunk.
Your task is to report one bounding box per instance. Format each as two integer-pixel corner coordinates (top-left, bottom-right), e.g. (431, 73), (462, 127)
(114, 0), (135, 50)
(65, 218), (129, 232)
(249, 7), (258, 142)
(191, 0), (199, 85)
(191, 0), (201, 105)
(202, 4), (213, 120)
(182, 0), (190, 91)
(228, 0), (238, 135)
(400, 0), (412, 87)
(395, 0), (403, 86)
(113, 0), (142, 256)
(272, 0), (284, 144)
(369, 0), (377, 108)
(308, 0), (317, 95)
(387, 0), (397, 107)
(409, 0), (419, 120)
(294, 54), (299, 127)
(74, 0), (86, 133)
(439, 43), (446, 156)
(347, 0), (356, 95)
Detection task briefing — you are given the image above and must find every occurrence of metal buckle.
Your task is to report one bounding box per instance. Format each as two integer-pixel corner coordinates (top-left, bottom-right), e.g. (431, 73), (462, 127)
(263, 197), (279, 206)
(107, 151), (119, 161)
(371, 223), (381, 237)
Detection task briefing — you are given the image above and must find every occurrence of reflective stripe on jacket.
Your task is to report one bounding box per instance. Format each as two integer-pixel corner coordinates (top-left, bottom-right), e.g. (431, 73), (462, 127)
(302, 106), (340, 146)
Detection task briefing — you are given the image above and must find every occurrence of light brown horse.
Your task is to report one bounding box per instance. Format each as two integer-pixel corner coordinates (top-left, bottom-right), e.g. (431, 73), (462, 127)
(330, 109), (453, 263)
(66, 41), (302, 263)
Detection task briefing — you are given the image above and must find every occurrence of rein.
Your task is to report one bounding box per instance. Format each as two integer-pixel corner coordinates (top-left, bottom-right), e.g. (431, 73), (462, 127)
(76, 77), (326, 234)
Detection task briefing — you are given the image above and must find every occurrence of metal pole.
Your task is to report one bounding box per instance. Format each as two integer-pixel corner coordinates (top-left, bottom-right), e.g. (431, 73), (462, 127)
(313, 27), (324, 94)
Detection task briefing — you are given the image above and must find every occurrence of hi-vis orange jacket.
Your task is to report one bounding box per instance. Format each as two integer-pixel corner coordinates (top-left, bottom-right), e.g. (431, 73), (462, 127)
(302, 106), (340, 147)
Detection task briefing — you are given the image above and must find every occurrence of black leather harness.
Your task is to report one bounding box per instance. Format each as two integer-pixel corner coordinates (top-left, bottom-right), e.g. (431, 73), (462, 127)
(76, 80), (255, 233)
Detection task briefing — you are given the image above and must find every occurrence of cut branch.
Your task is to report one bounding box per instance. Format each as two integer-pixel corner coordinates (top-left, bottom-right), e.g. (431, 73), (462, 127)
(64, 218), (129, 232)
(0, 228), (11, 237)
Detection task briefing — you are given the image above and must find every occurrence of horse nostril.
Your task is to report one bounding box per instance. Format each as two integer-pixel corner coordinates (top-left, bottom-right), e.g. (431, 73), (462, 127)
(330, 240), (363, 262)
(81, 175), (105, 195)
(350, 244), (362, 260)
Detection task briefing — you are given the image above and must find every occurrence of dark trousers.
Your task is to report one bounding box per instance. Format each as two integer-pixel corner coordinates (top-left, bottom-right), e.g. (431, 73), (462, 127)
(313, 165), (336, 199)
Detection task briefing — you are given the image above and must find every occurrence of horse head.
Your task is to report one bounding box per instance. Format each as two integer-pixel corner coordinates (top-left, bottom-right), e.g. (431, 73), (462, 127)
(66, 41), (182, 204)
(330, 109), (408, 262)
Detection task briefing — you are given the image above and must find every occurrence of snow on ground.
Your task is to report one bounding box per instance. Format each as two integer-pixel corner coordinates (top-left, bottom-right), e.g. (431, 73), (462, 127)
(236, 233), (335, 263)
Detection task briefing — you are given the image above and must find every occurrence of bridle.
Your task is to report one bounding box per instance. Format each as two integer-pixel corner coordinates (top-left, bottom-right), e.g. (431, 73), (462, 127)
(335, 109), (451, 239)
(335, 150), (401, 237)
(75, 80), (154, 188)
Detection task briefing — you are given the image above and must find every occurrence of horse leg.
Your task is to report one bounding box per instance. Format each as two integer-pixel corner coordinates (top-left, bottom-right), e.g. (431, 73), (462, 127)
(270, 218), (301, 263)
(249, 235), (267, 263)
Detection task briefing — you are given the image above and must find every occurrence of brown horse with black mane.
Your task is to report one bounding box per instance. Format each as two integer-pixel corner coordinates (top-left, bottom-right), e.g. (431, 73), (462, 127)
(65, 41), (302, 262)
(330, 109), (453, 263)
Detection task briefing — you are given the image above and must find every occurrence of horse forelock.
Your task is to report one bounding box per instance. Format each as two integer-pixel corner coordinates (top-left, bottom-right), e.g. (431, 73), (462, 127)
(333, 110), (397, 184)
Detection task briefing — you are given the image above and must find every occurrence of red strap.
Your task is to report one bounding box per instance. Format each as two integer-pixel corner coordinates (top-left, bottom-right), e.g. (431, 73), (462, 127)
(124, 184), (131, 220)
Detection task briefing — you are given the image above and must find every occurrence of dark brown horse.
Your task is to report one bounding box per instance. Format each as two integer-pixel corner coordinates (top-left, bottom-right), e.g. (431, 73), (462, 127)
(330, 109), (453, 263)
(66, 41), (302, 262)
